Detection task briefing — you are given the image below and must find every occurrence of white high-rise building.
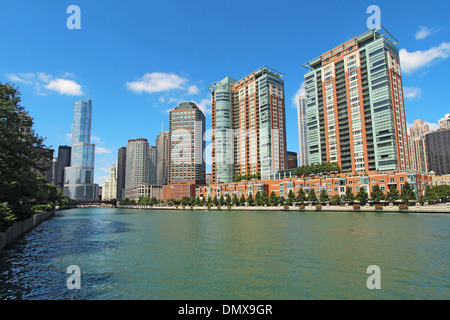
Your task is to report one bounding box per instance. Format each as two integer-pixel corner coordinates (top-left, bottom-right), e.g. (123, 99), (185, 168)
(102, 164), (117, 200)
(439, 113), (450, 130)
(296, 94), (308, 166)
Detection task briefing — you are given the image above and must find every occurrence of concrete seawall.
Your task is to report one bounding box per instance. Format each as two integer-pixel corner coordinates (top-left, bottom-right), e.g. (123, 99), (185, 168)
(117, 204), (450, 213)
(0, 210), (55, 256)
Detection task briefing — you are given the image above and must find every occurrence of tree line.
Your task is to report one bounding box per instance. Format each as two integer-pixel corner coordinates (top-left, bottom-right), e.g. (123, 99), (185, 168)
(0, 82), (76, 232)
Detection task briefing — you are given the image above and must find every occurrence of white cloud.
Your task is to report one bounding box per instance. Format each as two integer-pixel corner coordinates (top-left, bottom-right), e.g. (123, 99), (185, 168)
(91, 136), (101, 142)
(95, 147), (112, 154)
(407, 121), (439, 131)
(45, 79), (83, 96)
(126, 72), (187, 93)
(193, 98), (211, 115)
(400, 42), (450, 74)
(415, 26), (434, 40)
(403, 86), (422, 100)
(187, 85), (200, 95)
(158, 96), (165, 103)
(6, 72), (83, 96)
(292, 81), (305, 107)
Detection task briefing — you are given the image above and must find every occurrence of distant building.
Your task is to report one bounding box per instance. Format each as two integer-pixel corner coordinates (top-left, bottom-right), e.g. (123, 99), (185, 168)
(125, 138), (150, 200)
(296, 94), (308, 166)
(64, 100), (96, 200)
(408, 119), (432, 173)
(56, 145), (71, 189)
(126, 183), (163, 201)
(156, 131), (170, 185)
(163, 181), (198, 201)
(429, 171), (450, 186)
(169, 102), (206, 185)
(102, 164), (117, 201)
(439, 113), (450, 130)
(149, 145), (157, 185)
(117, 147), (126, 200)
(287, 151), (298, 169)
(426, 129), (450, 175)
(205, 173), (212, 185)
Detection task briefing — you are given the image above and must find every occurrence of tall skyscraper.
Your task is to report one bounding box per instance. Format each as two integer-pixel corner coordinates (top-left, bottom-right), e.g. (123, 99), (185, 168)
(303, 27), (410, 174)
(125, 138), (150, 199)
(296, 94), (308, 166)
(426, 129), (450, 175)
(56, 145), (71, 189)
(439, 113), (450, 130)
(408, 119), (431, 173)
(63, 99), (96, 200)
(210, 66), (286, 182)
(169, 102), (206, 185)
(156, 131), (169, 185)
(102, 163), (117, 201)
(149, 145), (157, 185)
(117, 147), (126, 200)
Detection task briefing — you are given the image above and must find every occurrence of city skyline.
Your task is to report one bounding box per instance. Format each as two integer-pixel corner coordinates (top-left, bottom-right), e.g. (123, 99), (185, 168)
(2, 1), (450, 185)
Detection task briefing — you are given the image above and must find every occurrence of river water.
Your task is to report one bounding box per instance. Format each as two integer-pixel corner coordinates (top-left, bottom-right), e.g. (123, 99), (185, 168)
(0, 207), (448, 300)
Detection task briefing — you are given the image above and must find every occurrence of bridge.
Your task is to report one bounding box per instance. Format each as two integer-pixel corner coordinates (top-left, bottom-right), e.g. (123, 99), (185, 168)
(76, 200), (117, 207)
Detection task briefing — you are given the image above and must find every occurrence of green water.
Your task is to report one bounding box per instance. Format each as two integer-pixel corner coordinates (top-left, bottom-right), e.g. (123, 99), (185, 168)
(0, 207), (449, 299)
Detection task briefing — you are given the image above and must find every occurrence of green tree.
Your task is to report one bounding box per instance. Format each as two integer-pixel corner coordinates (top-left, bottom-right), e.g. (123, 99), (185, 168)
(344, 187), (355, 204)
(386, 185), (400, 203)
(261, 191), (269, 206)
(370, 184), (385, 203)
(287, 190), (295, 205)
(247, 193), (254, 206)
(0, 202), (16, 232)
(296, 188), (306, 204)
(254, 192), (261, 206)
(232, 195), (239, 206)
(219, 195), (225, 206)
(225, 195), (231, 206)
(308, 189), (318, 204)
(0, 82), (55, 220)
(269, 191), (279, 206)
(356, 187), (369, 205)
(239, 194), (246, 206)
(330, 195), (342, 205)
(424, 185), (438, 203)
(401, 182), (416, 204)
(319, 189), (329, 204)
(213, 196), (219, 206)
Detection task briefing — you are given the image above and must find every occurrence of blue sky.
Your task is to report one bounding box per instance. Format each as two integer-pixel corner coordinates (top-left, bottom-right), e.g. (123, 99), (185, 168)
(1, 0), (449, 184)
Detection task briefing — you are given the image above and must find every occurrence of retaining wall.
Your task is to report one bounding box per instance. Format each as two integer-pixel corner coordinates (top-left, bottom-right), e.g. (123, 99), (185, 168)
(0, 210), (55, 255)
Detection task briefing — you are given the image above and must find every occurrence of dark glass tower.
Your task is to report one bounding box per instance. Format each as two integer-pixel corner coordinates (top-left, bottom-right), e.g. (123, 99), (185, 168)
(56, 145), (71, 189)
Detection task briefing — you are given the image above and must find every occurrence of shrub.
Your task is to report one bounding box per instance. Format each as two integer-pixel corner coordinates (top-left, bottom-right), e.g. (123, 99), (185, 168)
(283, 205), (289, 210)
(399, 204), (408, 210)
(32, 204), (54, 213)
(217, 206), (221, 211)
(227, 205), (232, 211)
(374, 204), (383, 210)
(0, 203), (16, 232)
(315, 204), (322, 211)
(353, 204), (361, 210)
(298, 204), (305, 210)
(189, 205), (194, 210)
(207, 205), (211, 210)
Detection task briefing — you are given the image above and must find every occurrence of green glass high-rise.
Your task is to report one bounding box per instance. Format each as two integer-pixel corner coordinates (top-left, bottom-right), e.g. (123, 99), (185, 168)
(303, 27), (410, 174)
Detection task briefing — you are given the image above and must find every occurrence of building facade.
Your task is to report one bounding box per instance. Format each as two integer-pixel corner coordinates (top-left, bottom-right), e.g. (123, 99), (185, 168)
(117, 147), (126, 200)
(156, 131), (169, 185)
(439, 113), (450, 130)
(408, 119), (431, 173)
(287, 151), (298, 169)
(125, 139), (151, 199)
(169, 102), (206, 185)
(196, 171), (431, 201)
(125, 183), (163, 201)
(210, 66), (287, 183)
(303, 27), (410, 174)
(56, 145), (71, 189)
(426, 129), (450, 175)
(296, 94), (308, 166)
(102, 164), (117, 201)
(63, 100), (97, 200)
(149, 145), (157, 185)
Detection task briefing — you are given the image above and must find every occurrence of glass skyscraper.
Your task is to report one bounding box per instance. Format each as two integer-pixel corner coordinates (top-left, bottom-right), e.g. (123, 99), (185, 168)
(63, 100), (96, 200)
